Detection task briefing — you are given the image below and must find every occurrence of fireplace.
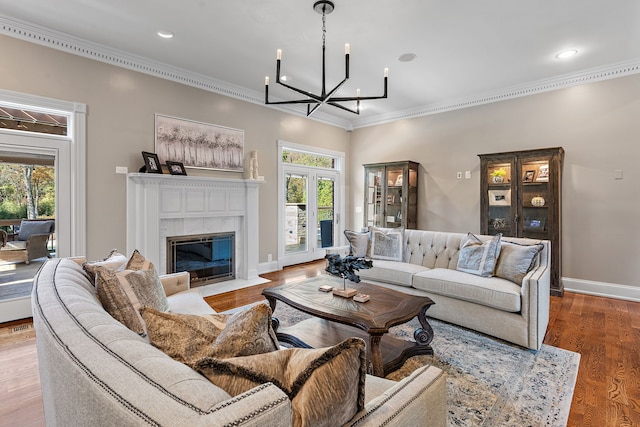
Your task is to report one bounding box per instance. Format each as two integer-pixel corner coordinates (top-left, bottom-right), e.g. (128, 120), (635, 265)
(167, 232), (235, 287)
(126, 174), (261, 285)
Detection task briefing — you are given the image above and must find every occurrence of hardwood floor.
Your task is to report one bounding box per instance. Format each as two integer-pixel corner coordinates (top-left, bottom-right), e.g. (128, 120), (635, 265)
(1, 260), (638, 427)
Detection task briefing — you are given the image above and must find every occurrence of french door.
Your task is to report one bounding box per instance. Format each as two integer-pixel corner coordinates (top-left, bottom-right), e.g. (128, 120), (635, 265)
(278, 141), (344, 268)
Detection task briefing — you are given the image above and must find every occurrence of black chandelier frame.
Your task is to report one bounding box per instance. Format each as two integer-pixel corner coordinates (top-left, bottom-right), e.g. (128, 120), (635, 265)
(264, 0), (388, 117)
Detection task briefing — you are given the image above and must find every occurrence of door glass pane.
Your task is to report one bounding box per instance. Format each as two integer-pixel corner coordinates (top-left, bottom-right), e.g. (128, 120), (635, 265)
(317, 177), (335, 248)
(285, 172), (308, 254)
(487, 161), (513, 235)
(386, 168), (403, 227)
(520, 160), (550, 238)
(366, 169), (384, 228)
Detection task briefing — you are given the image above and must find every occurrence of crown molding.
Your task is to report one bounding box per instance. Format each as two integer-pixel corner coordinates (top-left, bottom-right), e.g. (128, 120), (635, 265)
(2, 15), (639, 132)
(351, 60), (640, 129)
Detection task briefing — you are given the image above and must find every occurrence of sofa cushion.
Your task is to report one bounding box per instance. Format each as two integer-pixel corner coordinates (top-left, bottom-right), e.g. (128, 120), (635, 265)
(495, 241), (544, 285)
(17, 220), (53, 241)
(413, 268), (522, 312)
(167, 289), (216, 315)
(369, 227), (403, 261)
(456, 233), (502, 277)
(194, 337), (367, 427)
(82, 249), (128, 284)
(125, 248), (155, 270)
(141, 303), (279, 363)
(96, 267), (169, 336)
(358, 260), (430, 287)
(344, 230), (370, 257)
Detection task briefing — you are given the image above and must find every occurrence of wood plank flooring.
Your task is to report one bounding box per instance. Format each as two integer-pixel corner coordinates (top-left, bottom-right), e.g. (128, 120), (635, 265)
(1, 260), (638, 427)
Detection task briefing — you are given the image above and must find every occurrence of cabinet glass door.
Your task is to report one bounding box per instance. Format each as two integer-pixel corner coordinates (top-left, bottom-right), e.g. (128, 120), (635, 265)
(519, 158), (551, 239)
(486, 160), (515, 236)
(365, 168), (384, 228)
(385, 167), (404, 227)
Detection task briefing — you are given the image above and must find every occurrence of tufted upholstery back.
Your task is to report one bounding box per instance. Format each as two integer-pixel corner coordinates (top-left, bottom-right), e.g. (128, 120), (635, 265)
(403, 230), (548, 270)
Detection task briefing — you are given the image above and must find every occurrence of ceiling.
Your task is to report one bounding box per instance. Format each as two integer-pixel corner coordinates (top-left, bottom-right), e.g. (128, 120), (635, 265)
(1, 1), (639, 129)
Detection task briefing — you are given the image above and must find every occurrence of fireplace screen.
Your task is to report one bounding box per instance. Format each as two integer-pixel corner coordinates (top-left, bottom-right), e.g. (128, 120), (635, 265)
(167, 232), (235, 286)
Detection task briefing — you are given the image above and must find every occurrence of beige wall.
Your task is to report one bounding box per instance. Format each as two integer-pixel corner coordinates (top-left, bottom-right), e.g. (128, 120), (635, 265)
(0, 35), (350, 263)
(3, 33), (639, 289)
(350, 75), (640, 287)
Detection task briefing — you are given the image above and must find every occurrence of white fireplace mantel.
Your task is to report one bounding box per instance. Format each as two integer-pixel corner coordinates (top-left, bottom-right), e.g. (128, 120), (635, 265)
(126, 173), (261, 281)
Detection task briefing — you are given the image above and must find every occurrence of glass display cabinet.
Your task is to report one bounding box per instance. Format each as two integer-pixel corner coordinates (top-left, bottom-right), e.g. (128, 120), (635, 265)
(363, 161), (419, 230)
(478, 147), (564, 295)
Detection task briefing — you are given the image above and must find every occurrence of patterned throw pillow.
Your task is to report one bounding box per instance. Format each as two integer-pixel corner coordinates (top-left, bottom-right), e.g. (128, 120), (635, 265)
(456, 233), (502, 277)
(82, 249), (128, 285)
(125, 249), (155, 270)
(194, 337), (367, 427)
(96, 267), (169, 336)
(495, 241), (544, 285)
(344, 230), (370, 257)
(141, 303), (279, 363)
(369, 226), (404, 261)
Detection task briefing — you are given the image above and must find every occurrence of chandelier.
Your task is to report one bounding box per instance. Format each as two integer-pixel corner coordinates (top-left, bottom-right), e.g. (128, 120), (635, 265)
(264, 0), (388, 117)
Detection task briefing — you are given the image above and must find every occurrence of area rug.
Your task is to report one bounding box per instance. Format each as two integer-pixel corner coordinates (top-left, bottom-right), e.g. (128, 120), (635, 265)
(272, 304), (580, 427)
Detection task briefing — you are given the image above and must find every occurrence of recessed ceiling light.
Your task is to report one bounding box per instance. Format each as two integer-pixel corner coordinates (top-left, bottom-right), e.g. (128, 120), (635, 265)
(157, 30), (174, 39)
(555, 49), (578, 59)
(398, 53), (417, 63)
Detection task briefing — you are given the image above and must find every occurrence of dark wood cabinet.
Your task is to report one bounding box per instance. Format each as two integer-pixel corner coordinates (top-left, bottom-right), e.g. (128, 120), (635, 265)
(363, 161), (419, 230)
(478, 148), (564, 296)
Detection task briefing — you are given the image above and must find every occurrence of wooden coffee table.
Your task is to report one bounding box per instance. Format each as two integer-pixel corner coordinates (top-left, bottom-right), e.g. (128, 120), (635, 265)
(262, 275), (435, 377)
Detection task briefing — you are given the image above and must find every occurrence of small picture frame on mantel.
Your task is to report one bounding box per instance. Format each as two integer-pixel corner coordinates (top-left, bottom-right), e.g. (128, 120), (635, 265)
(166, 160), (187, 176)
(141, 151), (162, 174)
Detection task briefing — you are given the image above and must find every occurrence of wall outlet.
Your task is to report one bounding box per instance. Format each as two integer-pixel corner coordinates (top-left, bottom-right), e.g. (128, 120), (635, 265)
(115, 166), (128, 174)
(614, 169), (623, 180)
(456, 171), (463, 179)
(267, 253), (272, 262)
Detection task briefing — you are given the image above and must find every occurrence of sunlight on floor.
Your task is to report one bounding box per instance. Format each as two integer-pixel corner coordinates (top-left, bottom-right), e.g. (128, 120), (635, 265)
(0, 263), (17, 272)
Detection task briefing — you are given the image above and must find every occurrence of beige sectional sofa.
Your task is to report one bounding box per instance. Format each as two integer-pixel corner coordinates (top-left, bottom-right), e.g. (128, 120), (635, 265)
(32, 257), (447, 426)
(341, 229), (550, 351)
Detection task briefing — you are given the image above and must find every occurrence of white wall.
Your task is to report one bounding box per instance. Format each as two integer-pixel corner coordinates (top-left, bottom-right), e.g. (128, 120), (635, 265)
(350, 75), (640, 292)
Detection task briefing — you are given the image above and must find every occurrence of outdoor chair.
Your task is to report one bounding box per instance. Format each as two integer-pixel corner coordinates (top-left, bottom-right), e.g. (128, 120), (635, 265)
(0, 219), (54, 264)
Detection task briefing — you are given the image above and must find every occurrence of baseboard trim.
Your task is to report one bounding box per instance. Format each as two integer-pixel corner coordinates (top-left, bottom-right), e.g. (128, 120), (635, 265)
(258, 261), (279, 275)
(563, 277), (640, 302)
(0, 295), (32, 323)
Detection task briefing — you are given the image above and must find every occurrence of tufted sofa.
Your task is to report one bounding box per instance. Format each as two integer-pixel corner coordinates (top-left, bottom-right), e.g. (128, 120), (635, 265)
(339, 230), (550, 351)
(32, 257), (447, 426)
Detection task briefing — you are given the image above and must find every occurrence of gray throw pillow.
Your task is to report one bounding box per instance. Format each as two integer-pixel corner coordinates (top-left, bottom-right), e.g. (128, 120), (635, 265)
(456, 233), (502, 277)
(495, 241), (544, 285)
(369, 227), (403, 261)
(344, 230), (370, 257)
(17, 220), (53, 240)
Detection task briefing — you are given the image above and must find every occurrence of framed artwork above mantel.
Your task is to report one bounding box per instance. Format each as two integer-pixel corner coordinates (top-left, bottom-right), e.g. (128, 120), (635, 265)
(154, 114), (244, 172)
